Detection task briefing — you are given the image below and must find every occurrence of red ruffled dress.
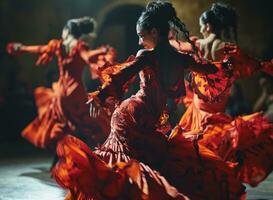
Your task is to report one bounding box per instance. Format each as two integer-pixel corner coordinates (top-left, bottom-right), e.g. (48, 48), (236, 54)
(53, 51), (245, 200)
(170, 45), (273, 186)
(21, 40), (111, 149)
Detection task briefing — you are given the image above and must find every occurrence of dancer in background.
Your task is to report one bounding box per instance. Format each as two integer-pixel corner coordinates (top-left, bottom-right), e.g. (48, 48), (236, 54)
(7, 17), (113, 158)
(170, 3), (273, 187)
(53, 1), (246, 199)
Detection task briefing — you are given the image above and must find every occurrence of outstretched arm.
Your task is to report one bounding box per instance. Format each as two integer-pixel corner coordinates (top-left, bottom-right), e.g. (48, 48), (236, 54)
(79, 45), (109, 64)
(170, 40), (193, 52)
(15, 44), (48, 54)
(87, 49), (151, 103)
(96, 50), (151, 102)
(7, 40), (59, 55)
(7, 40), (60, 65)
(224, 44), (273, 78)
(169, 36), (199, 53)
(87, 50), (151, 118)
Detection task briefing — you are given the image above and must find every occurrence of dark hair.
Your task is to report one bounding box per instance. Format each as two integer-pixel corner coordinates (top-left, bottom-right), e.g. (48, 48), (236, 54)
(137, 1), (197, 52)
(64, 17), (96, 38)
(200, 3), (237, 42)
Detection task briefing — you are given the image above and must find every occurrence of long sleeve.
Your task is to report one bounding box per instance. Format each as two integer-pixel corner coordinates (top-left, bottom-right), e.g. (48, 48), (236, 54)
(169, 36), (199, 53)
(231, 53), (261, 78)
(222, 45), (266, 78)
(34, 40), (61, 65)
(98, 52), (152, 102)
(6, 39), (61, 66)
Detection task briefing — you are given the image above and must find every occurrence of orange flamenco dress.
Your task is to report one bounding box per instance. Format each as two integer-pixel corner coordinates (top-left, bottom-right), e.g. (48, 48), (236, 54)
(53, 52), (245, 200)
(170, 48), (273, 187)
(17, 40), (111, 149)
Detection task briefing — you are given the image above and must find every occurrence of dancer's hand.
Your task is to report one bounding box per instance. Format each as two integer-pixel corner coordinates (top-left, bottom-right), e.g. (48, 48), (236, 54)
(6, 42), (23, 55)
(87, 95), (102, 118)
(99, 45), (110, 54)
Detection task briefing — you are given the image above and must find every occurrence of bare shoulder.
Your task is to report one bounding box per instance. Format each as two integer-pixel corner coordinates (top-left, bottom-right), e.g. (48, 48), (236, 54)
(212, 39), (225, 51)
(196, 38), (205, 47)
(212, 39), (230, 60)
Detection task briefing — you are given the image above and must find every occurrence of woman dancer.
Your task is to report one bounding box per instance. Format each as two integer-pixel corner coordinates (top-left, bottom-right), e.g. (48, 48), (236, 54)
(7, 17), (113, 151)
(170, 3), (273, 187)
(53, 2), (246, 199)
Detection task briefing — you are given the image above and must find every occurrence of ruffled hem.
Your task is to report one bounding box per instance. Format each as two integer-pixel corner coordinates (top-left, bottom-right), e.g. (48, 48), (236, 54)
(181, 111), (273, 186)
(53, 135), (189, 200)
(22, 85), (74, 149)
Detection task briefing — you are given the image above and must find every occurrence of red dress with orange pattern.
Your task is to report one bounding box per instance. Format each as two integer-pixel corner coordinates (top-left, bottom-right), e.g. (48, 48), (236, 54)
(8, 40), (111, 149)
(53, 51), (245, 200)
(170, 40), (273, 186)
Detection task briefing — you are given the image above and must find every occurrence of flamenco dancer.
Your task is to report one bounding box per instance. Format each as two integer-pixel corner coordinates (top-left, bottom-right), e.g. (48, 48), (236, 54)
(7, 17), (114, 166)
(170, 3), (273, 187)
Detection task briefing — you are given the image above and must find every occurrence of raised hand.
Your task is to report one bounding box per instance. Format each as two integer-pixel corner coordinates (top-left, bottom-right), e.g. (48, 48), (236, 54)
(6, 42), (23, 55)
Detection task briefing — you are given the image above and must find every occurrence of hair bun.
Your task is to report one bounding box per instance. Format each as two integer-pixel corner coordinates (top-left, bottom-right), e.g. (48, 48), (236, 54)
(211, 3), (237, 28)
(78, 17), (96, 35)
(66, 17), (96, 38)
(146, 1), (176, 22)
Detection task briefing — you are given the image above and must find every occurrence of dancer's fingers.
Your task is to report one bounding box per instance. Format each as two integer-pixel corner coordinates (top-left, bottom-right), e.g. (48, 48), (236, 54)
(89, 104), (94, 117)
(92, 106), (96, 118)
(91, 105), (94, 117)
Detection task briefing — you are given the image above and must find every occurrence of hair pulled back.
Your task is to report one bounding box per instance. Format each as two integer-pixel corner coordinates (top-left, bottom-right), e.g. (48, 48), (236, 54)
(65, 17), (96, 38)
(137, 1), (197, 52)
(200, 3), (237, 42)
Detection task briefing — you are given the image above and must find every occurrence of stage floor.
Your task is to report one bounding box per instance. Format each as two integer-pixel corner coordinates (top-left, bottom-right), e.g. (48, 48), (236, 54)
(0, 142), (272, 200)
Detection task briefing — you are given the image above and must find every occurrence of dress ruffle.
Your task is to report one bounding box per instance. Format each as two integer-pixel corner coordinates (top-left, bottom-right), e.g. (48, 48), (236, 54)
(53, 135), (189, 200)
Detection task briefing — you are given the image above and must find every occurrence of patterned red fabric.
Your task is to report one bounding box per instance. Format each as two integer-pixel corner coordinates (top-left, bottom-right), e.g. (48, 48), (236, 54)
(170, 40), (273, 186)
(53, 52), (245, 199)
(53, 135), (189, 200)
